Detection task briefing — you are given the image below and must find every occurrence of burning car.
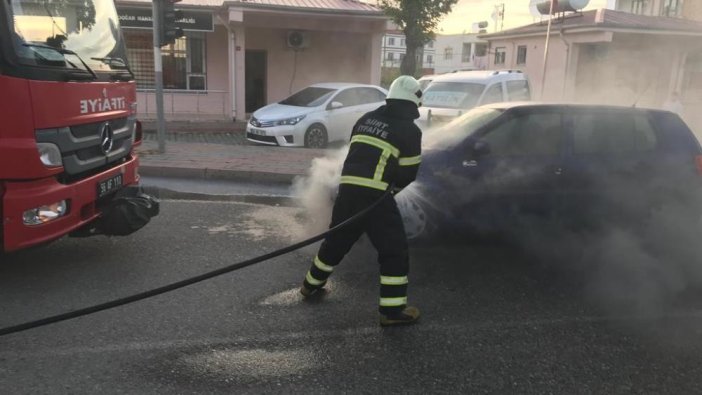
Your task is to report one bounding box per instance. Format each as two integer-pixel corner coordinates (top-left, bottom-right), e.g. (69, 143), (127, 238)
(397, 103), (702, 241)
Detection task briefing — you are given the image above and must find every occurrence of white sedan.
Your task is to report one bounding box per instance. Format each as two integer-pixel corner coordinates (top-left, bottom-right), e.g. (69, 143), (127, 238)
(246, 83), (388, 148)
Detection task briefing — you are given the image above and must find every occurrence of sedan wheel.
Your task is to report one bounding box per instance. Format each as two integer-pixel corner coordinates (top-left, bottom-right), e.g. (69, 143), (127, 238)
(305, 124), (328, 148)
(397, 196), (427, 240)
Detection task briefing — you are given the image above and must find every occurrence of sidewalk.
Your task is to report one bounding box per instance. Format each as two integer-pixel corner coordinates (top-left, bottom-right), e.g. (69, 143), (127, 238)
(136, 140), (328, 183)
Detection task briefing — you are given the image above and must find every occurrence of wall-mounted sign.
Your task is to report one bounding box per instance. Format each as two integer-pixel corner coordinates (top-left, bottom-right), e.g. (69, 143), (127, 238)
(117, 7), (214, 32)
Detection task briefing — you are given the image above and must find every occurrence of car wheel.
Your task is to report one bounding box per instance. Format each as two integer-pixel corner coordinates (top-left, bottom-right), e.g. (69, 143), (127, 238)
(397, 197), (429, 241)
(304, 124), (328, 148)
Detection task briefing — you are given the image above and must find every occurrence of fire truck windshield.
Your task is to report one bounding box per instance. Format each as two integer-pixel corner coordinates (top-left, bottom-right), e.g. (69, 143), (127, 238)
(5, 0), (129, 75)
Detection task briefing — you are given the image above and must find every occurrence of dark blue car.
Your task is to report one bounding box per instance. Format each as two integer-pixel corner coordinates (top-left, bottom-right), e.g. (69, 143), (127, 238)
(397, 103), (702, 240)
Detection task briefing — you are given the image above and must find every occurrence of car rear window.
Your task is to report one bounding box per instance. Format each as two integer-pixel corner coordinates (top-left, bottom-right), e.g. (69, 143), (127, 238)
(572, 112), (657, 155)
(422, 82), (485, 109)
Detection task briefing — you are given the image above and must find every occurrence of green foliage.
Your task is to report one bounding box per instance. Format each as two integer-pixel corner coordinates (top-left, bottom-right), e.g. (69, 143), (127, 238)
(379, 0), (458, 75)
(379, 0), (457, 45)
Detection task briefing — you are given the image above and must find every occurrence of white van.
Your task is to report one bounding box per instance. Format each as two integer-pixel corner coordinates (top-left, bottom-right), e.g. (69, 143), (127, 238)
(418, 70), (531, 128)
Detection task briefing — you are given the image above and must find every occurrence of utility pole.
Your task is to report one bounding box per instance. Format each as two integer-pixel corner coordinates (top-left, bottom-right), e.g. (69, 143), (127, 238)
(151, 1), (166, 153)
(151, 0), (183, 154)
(540, 0), (555, 100)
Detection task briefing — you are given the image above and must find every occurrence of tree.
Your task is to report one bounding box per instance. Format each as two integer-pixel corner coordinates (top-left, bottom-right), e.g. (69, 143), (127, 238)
(379, 0), (458, 76)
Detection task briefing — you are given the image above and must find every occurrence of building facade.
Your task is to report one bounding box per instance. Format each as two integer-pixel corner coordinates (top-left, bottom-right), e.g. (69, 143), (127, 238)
(615, 0), (685, 17)
(116, 0), (388, 121)
(432, 33), (489, 74)
(381, 31), (436, 72)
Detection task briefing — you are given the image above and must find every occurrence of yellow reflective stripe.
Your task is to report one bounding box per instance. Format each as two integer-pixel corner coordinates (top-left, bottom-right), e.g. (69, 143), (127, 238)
(339, 176), (388, 191)
(305, 271), (325, 286)
(374, 149), (391, 181)
(351, 135), (400, 158)
(379, 297), (408, 307)
(398, 155), (422, 166)
(380, 276), (408, 285)
(314, 256), (333, 273)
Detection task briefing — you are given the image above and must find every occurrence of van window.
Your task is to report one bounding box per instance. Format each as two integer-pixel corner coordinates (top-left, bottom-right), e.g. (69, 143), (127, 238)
(506, 80), (530, 101)
(481, 112), (562, 156)
(481, 83), (504, 105)
(422, 82), (485, 109)
(572, 112), (657, 154)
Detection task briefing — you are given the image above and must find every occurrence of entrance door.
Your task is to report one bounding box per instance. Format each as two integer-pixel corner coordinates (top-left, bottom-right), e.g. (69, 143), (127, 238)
(245, 50), (267, 113)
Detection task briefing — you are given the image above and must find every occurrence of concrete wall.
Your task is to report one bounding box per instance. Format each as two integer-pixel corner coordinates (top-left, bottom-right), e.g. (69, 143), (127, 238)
(246, 27), (377, 104)
(684, 0), (702, 21)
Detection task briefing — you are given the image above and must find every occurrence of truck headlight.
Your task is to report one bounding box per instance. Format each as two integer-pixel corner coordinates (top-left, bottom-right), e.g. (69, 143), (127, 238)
(275, 115), (306, 126)
(36, 143), (62, 167)
(23, 200), (68, 225)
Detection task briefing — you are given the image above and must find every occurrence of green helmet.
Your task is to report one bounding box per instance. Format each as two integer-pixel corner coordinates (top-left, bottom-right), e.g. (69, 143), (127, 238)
(387, 75), (422, 107)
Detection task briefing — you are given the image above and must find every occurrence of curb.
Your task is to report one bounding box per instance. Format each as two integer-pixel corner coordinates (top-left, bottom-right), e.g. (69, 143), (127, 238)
(139, 165), (301, 184)
(141, 186), (297, 207)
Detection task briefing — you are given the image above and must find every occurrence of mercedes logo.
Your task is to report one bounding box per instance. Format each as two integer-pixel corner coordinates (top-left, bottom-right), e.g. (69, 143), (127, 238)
(99, 122), (114, 155)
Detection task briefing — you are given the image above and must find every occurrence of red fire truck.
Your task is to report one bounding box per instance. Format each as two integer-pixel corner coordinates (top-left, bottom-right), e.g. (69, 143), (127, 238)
(0, 0), (145, 252)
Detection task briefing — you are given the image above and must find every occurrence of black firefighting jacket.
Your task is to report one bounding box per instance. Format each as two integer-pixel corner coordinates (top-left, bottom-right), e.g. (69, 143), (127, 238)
(339, 99), (422, 193)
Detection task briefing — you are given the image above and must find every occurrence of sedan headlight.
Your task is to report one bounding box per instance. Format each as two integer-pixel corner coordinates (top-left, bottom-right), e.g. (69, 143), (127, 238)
(36, 142), (62, 167)
(275, 115), (306, 126)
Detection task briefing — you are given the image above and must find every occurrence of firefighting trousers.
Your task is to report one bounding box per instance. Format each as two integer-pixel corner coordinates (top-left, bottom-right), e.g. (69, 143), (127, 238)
(303, 185), (410, 315)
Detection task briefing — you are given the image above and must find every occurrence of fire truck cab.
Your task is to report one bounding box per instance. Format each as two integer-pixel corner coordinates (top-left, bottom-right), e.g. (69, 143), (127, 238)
(0, 0), (144, 252)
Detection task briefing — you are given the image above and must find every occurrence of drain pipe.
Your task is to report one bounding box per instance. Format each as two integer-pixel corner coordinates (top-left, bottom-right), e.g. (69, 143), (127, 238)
(559, 28), (572, 101)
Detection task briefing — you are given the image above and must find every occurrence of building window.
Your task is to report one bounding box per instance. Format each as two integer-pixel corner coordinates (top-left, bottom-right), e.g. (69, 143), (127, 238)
(387, 52), (395, 61)
(426, 55), (433, 65)
(427, 41), (434, 49)
(444, 47), (453, 60)
(462, 43), (472, 62)
(475, 43), (487, 57)
(662, 0), (683, 17)
(125, 31), (207, 90)
(517, 45), (527, 65)
(631, 0), (646, 14)
(401, 38), (405, 47)
(494, 47), (506, 65)
(388, 37), (395, 46)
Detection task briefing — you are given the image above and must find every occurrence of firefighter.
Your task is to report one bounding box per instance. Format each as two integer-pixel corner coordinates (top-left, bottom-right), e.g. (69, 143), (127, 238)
(300, 75), (423, 326)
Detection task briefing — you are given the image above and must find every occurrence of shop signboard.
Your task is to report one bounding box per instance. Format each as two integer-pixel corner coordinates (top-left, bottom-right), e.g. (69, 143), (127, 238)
(118, 7), (214, 32)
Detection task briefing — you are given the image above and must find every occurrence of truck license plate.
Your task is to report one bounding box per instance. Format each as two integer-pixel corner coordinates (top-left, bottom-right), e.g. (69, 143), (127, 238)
(97, 174), (123, 198)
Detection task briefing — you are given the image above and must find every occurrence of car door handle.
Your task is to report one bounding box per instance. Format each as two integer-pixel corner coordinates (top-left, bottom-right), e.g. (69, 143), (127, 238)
(462, 160), (478, 167)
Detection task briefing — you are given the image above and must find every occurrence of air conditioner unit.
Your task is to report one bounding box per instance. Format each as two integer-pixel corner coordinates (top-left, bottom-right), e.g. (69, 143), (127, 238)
(287, 31), (310, 49)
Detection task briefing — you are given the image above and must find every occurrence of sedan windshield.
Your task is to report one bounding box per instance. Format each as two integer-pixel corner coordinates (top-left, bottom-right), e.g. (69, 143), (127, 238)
(8, 0), (128, 72)
(424, 107), (505, 150)
(423, 82), (486, 109)
(280, 87), (336, 107)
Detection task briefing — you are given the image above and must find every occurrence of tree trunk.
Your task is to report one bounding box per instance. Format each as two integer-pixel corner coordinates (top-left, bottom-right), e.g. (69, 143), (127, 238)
(401, 44), (418, 76)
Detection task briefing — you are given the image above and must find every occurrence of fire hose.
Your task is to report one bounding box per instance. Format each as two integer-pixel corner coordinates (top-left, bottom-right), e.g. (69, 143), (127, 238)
(0, 188), (392, 337)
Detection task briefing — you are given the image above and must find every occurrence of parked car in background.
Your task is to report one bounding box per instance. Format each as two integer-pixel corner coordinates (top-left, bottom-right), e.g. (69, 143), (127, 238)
(246, 83), (388, 148)
(418, 74), (436, 91)
(417, 70), (531, 130)
(397, 103), (702, 241)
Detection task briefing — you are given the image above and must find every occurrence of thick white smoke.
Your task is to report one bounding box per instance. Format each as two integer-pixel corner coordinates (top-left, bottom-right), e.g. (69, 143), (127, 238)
(291, 146), (349, 237)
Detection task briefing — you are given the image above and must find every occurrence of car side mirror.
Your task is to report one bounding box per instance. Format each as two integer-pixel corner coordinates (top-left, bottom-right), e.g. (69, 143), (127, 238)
(473, 140), (491, 157)
(330, 101), (344, 109)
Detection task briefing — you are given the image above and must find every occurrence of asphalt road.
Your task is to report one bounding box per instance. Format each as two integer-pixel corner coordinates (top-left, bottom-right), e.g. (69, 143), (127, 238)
(1, 199), (702, 394)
